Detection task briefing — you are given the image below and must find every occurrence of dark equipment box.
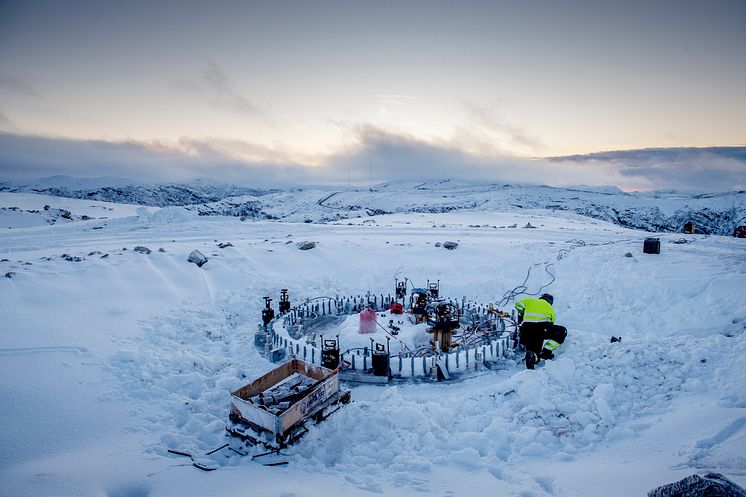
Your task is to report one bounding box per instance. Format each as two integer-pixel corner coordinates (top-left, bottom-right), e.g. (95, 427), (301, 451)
(643, 237), (661, 254)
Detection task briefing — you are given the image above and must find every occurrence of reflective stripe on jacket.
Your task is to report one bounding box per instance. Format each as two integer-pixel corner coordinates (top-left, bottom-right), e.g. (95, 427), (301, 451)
(515, 297), (555, 323)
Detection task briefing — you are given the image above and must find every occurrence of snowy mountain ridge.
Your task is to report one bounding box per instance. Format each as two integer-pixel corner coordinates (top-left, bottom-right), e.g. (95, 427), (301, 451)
(0, 176), (272, 207)
(1, 177), (744, 235)
(194, 182), (745, 236)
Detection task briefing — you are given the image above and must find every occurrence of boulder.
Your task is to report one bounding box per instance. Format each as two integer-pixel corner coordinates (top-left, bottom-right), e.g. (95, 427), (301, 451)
(648, 473), (746, 497)
(188, 250), (208, 267)
(443, 241), (459, 250)
(297, 241), (316, 251)
(133, 246), (152, 254)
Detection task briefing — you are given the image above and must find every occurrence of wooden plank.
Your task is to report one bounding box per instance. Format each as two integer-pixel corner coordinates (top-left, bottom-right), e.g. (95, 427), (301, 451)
(231, 396), (277, 432)
(232, 360), (295, 399)
(230, 359), (339, 436)
(279, 374), (339, 432)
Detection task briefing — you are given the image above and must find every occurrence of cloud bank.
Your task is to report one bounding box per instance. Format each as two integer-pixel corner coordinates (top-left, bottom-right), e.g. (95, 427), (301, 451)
(0, 130), (743, 191)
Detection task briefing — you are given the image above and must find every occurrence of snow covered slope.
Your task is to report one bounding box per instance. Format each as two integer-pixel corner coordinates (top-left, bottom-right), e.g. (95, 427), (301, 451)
(3, 177), (745, 235)
(241, 181), (745, 235)
(0, 194), (744, 497)
(0, 176), (270, 207)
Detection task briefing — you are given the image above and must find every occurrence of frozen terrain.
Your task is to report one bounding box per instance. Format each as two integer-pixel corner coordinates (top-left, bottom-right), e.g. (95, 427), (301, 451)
(3, 176), (745, 235)
(0, 189), (745, 497)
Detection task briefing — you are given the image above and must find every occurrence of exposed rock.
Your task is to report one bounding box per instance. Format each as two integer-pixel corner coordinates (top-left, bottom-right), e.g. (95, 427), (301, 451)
(647, 473), (746, 497)
(59, 209), (72, 220)
(297, 241), (316, 251)
(366, 208), (390, 216)
(133, 246), (152, 254)
(5, 271), (15, 278)
(435, 242), (442, 247)
(443, 241), (459, 250)
(188, 250), (208, 267)
(624, 252), (634, 258)
(158, 247), (166, 253)
(524, 222), (537, 228)
(217, 242), (233, 249)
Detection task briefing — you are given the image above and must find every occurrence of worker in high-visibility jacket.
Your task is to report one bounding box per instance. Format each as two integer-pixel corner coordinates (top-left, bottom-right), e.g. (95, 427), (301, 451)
(515, 293), (567, 369)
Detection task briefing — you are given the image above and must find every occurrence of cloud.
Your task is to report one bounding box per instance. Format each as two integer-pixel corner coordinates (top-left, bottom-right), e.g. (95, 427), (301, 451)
(456, 102), (547, 157)
(552, 148), (746, 191)
(173, 61), (263, 117)
(0, 109), (15, 132)
(0, 76), (45, 101)
(0, 132), (305, 185)
(321, 124), (630, 188)
(0, 130), (743, 191)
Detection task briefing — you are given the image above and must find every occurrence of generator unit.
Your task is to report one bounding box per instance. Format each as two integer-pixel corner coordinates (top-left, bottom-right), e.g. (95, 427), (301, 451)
(643, 237), (661, 254)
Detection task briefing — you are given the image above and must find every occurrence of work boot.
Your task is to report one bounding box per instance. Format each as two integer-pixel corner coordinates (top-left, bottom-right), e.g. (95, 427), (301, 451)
(525, 351), (538, 370)
(540, 348), (554, 360)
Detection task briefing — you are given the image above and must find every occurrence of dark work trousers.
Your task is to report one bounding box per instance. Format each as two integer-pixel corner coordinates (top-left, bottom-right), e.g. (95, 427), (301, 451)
(520, 321), (567, 355)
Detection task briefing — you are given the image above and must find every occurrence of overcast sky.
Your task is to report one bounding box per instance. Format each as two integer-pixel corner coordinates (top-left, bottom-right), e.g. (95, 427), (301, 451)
(0, 0), (744, 189)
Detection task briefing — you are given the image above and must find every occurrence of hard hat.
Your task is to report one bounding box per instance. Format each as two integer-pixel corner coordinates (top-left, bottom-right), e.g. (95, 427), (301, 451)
(539, 293), (554, 305)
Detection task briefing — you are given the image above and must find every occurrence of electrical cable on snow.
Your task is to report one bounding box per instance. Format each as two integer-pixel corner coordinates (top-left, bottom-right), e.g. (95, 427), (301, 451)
(495, 262), (556, 308)
(497, 236), (637, 307)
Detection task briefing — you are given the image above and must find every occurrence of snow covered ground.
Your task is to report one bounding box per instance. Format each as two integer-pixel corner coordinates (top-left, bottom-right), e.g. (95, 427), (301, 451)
(0, 191), (745, 497)
(4, 176), (746, 235)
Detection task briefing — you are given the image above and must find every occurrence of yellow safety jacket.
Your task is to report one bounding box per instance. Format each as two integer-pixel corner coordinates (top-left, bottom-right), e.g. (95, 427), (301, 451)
(515, 297), (555, 324)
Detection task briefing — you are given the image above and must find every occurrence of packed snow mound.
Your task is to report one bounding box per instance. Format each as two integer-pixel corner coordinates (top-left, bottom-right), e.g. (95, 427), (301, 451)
(0, 191), (140, 228)
(137, 206), (198, 223)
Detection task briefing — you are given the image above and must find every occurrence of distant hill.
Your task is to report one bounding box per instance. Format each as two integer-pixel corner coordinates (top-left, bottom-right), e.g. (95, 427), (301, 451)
(2, 176), (743, 235)
(0, 176), (272, 207)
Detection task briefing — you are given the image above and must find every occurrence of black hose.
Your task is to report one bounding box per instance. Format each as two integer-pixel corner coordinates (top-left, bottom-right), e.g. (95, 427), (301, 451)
(495, 262), (556, 308)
